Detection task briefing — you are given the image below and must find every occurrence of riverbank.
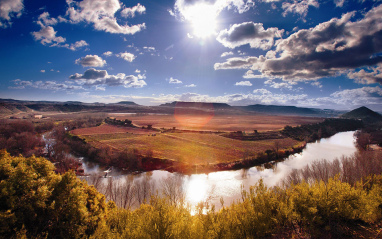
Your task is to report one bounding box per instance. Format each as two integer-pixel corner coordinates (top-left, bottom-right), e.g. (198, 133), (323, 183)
(139, 141), (306, 174)
(70, 118), (362, 175)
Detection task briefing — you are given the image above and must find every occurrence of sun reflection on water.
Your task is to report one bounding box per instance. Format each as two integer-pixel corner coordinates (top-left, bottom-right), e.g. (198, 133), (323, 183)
(185, 175), (208, 204)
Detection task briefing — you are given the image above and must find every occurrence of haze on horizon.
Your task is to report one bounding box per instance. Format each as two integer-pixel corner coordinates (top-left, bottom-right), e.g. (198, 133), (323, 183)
(1, 0), (382, 111)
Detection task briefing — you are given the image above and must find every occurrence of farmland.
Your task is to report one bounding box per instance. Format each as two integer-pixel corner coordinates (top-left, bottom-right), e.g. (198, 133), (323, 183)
(109, 113), (324, 132)
(71, 114), (316, 167)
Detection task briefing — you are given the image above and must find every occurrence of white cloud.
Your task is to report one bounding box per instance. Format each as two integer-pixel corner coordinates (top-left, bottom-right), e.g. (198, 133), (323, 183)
(214, 57), (258, 70)
(75, 55), (106, 67)
(168, 77), (183, 84)
(264, 79), (295, 90)
(215, 5), (382, 83)
(217, 22), (283, 50)
(0, 0), (23, 28)
(116, 52), (136, 62)
(282, 0), (319, 21)
(70, 68), (147, 88)
(37, 12), (58, 26)
(322, 86), (382, 109)
(243, 70), (263, 78)
(143, 46), (156, 52)
(347, 64), (382, 85)
(11, 79), (83, 91)
(103, 51), (113, 57)
(32, 26), (66, 45)
(121, 3), (146, 18)
(40, 70), (45, 73)
(32, 12), (88, 51)
(185, 84), (196, 87)
(221, 51), (234, 57)
(173, 0), (255, 21)
(235, 81), (252, 86)
(311, 81), (323, 88)
(68, 40), (88, 51)
(66, 0), (146, 35)
(334, 0), (345, 7)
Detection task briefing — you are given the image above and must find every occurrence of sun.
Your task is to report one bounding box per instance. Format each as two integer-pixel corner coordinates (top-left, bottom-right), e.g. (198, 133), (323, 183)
(185, 3), (217, 38)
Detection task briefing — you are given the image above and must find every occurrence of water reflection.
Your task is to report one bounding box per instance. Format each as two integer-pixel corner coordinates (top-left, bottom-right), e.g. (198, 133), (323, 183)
(82, 131), (357, 210)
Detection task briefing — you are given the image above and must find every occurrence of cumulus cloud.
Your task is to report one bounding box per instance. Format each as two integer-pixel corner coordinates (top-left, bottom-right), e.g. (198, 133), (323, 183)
(0, 0), (23, 28)
(282, 0), (319, 21)
(333, 0), (345, 7)
(75, 55), (106, 67)
(32, 12), (88, 51)
(168, 77), (183, 84)
(347, 64), (382, 85)
(32, 26), (66, 45)
(243, 70), (263, 78)
(69, 68), (147, 88)
(221, 51), (234, 57)
(215, 5), (382, 83)
(121, 3), (146, 18)
(116, 52), (136, 62)
(214, 57), (259, 70)
(235, 81), (253, 86)
(103, 51), (113, 56)
(68, 40), (88, 50)
(69, 68), (107, 80)
(217, 22), (283, 50)
(66, 0), (146, 34)
(37, 12), (58, 26)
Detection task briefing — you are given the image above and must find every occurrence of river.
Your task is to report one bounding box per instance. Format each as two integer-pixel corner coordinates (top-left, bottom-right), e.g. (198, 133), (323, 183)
(81, 131), (357, 209)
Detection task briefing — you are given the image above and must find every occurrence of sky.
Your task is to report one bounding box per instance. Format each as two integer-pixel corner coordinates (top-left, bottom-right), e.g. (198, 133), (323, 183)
(1, 0), (382, 111)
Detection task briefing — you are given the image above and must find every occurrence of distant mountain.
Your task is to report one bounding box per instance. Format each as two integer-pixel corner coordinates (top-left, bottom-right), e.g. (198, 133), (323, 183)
(116, 101), (139, 106)
(159, 101), (232, 109)
(0, 98), (146, 116)
(341, 106), (382, 122)
(240, 104), (318, 115)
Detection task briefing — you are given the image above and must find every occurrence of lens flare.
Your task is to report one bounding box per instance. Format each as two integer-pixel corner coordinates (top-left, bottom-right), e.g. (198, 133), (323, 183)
(174, 102), (215, 128)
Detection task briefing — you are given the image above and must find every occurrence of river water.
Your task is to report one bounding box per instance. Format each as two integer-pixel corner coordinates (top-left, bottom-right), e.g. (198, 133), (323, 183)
(81, 131), (357, 209)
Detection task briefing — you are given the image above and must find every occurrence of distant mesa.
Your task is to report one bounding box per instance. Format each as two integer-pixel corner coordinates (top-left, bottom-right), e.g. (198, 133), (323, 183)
(341, 106), (382, 122)
(240, 104), (320, 116)
(116, 101), (139, 106)
(160, 101), (232, 109)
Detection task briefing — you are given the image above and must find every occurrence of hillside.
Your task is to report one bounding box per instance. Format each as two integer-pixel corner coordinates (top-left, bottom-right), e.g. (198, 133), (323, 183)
(341, 106), (382, 122)
(240, 104), (319, 115)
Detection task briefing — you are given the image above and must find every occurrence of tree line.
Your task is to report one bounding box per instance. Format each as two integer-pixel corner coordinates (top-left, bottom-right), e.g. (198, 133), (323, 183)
(281, 118), (363, 142)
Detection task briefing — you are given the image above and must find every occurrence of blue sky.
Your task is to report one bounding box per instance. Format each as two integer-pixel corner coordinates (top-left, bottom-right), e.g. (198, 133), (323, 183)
(1, 0), (382, 111)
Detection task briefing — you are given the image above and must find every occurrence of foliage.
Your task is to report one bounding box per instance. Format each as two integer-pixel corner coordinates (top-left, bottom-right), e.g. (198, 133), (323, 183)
(282, 118), (362, 142)
(0, 120), (43, 157)
(0, 151), (107, 238)
(2, 148), (382, 238)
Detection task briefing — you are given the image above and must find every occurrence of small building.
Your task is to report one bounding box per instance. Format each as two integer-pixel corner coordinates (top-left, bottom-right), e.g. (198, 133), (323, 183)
(34, 115), (43, 119)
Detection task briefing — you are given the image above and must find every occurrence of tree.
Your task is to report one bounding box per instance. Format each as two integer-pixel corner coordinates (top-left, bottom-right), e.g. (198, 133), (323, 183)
(0, 150), (107, 238)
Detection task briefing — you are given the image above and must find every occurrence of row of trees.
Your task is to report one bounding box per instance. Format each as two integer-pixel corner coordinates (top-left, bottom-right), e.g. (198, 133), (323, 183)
(282, 118), (363, 142)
